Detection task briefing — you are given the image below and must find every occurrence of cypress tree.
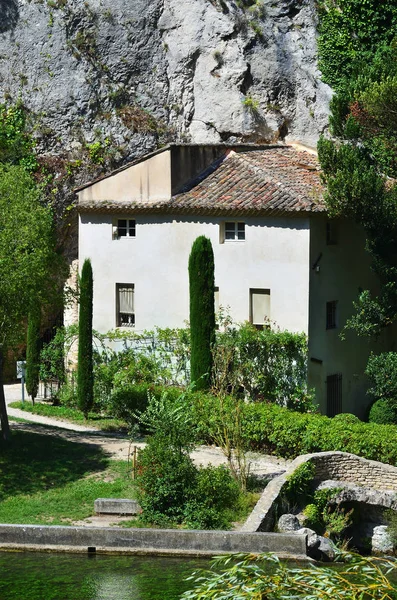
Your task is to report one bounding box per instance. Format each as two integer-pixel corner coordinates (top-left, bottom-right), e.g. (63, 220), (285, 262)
(188, 236), (216, 390)
(26, 305), (41, 405)
(77, 258), (93, 417)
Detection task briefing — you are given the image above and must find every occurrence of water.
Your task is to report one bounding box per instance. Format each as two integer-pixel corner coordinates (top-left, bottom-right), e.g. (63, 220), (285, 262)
(0, 551), (209, 600)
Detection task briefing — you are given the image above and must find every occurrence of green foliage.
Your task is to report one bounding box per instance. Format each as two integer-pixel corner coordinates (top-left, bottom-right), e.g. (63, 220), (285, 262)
(366, 352), (397, 403)
(39, 326), (67, 386)
(25, 305), (41, 404)
(188, 236), (215, 390)
(0, 103), (38, 171)
(365, 352), (397, 423)
(368, 399), (397, 425)
(192, 391), (250, 490)
(110, 384), (181, 431)
(136, 436), (197, 526)
(317, 0), (397, 90)
(135, 390), (196, 452)
(318, 137), (397, 338)
(238, 401), (397, 465)
(213, 321), (313, 409)
(77, 259), (94, 417)
(135, 391), (244, 529)
(282, 462), (315, 506)
(304, 488), (352, 540)
(183, 465), (241, 530)
(0, 165), (60, 346)
(385, 509), (397, 549)
(242, 95), (259, 112)
(182, 552), (397, 599)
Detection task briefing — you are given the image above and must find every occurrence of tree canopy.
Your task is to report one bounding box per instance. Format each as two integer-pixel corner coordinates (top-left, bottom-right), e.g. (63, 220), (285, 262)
(0, 103), (65, 440)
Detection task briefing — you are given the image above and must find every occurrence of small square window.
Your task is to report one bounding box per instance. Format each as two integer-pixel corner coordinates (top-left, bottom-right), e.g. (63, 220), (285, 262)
(222, 222), (245, 242)
(326, 300), (337, 330)
(113, 219), (136, 239)
(116, 284), (135, 327)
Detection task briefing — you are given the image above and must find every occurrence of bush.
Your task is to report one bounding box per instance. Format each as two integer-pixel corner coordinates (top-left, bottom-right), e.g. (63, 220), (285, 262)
(213, 321), (314, 409)
(236, 401), (397, 465)
(366, 352), (397, 410)
(183, 465), (241, 530)
(136, 436), (198, 525)
(109, 383), (183, 429)
(368, 399), (397, 424)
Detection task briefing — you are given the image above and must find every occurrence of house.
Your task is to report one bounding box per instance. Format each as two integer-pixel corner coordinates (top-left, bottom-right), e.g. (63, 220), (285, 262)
(75, 143), (391, 419)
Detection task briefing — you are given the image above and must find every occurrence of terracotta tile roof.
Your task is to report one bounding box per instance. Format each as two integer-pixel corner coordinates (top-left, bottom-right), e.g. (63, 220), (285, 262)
(172, 147), (324, 215)
(78, 145), (325, 216)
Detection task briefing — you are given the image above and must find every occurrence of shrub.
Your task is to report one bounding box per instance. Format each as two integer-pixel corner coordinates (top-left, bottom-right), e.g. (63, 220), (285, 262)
(213, 321), (313, 409)
(368, 399), (397, 424)
(136, 436), (197, 525)
(188, 236), (215, 390)
(183, 465), (241, 529)
(77, 259), (93, 417)
(282, 462), (315, 507)
(366, 352), (397, 411)
(110, 384), (183, 430)
(238, 402), (397, 465)
(39, 326), (66, 387)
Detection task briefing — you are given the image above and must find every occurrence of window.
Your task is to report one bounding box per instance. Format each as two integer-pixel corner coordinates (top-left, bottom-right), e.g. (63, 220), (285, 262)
(221, 221), (245, 242)
(326, 300), (337, 330)
(113, 219), (136, 239)
(250, 288), (270, 329)
(326, 219), (337, 245)
(116, 284), (135, 327)
(326, 373), (342, 417)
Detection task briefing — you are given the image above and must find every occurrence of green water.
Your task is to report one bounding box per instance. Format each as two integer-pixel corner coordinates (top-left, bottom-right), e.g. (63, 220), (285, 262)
(0, 551), (209, 600)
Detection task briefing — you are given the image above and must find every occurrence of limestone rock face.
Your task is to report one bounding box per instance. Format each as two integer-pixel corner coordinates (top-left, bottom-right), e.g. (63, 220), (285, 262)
(0, 0), (331, 159)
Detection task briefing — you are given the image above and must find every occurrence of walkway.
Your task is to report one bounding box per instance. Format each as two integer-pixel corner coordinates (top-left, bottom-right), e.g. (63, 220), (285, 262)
(5, 383), (290, 476)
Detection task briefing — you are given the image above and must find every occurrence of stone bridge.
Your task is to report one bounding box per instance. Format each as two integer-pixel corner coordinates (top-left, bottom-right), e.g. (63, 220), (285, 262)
(242, 451), (397, 532)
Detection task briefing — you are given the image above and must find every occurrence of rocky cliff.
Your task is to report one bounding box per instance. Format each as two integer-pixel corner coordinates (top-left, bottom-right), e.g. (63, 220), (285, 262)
(1, 0), (331, 161)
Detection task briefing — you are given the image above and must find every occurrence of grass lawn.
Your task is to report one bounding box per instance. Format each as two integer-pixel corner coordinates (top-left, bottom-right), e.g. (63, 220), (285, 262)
(0, 430), (136, 525)
(9, 401), (128, 432)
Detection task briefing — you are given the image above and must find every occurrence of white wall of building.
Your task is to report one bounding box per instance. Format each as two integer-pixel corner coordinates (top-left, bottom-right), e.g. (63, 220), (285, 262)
(78, 213), (311, 335)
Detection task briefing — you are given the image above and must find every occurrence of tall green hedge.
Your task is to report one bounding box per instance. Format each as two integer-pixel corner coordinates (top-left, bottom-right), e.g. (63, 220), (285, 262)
(188, 236), (215, 390)
(26, 305), (41, 404)
(77, 258), (93, 417)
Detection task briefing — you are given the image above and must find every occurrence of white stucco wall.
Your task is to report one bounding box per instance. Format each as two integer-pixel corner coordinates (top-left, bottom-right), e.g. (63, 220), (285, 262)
(308, 216), (394, 418)
(78, 150), (171, 203)
(78, 213), (311, 335)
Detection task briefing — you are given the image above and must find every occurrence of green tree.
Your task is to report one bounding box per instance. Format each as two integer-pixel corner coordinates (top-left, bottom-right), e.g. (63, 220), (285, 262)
(77, 258), (93, 418)
(188, 236), (215, 391)
(0, 165), (60, 440)
(317, 7), (397, 401)
(26, 305), (41, 405)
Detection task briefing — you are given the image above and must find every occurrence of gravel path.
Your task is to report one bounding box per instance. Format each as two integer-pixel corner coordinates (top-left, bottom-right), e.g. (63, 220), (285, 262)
(5, 383), (291, 477)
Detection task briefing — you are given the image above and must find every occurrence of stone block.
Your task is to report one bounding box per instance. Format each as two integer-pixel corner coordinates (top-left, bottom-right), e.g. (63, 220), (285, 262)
(94, 498), (141, 515)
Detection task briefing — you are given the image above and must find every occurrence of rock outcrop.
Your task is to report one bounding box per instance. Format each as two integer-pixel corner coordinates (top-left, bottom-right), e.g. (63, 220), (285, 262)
(0, 0), (331, 161)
